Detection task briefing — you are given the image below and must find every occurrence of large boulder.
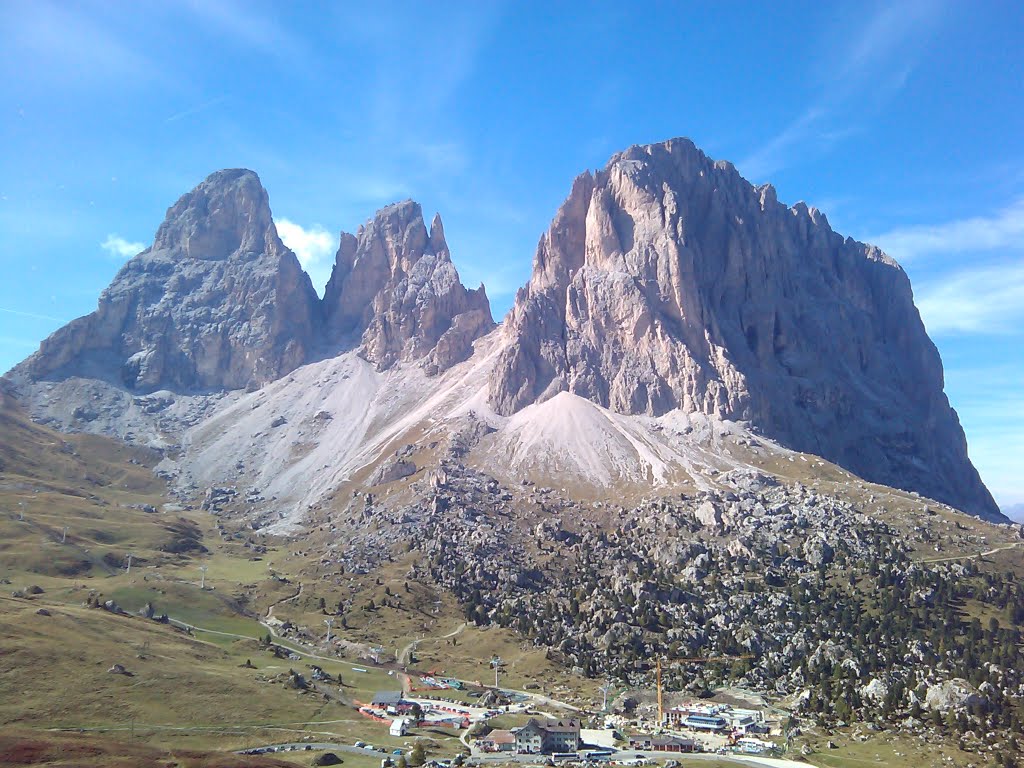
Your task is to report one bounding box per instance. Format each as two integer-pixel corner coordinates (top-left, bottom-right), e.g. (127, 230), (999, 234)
(924, 679), (986, 712)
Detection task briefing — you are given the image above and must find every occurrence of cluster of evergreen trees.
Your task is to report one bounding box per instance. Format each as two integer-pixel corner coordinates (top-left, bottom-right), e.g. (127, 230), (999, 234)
(421, 498), (1023, 757)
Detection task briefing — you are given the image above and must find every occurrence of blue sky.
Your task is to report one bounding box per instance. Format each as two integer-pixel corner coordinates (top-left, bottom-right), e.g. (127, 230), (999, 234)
(1, 1), (1022, 508)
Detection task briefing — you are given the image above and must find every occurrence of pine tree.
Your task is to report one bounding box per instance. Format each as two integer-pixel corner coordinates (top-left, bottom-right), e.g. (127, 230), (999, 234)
(409, 743), (425, 767)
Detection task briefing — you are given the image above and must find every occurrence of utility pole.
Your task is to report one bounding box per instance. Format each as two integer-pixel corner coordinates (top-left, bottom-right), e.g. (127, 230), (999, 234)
(599, 680), (614, 712)
(490, 656), (502, 689)
(324, 617), (334, 644)
(199, 564), (208, 590)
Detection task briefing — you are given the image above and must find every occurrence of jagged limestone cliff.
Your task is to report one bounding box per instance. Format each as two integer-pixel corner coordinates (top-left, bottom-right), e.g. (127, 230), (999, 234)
(11, 169), (321, 392)
(488, 138), (999, 520)
(323, 200), (493, 373)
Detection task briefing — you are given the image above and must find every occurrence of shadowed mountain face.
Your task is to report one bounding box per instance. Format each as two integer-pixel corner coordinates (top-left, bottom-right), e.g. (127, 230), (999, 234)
(488, 138), (1000, 521)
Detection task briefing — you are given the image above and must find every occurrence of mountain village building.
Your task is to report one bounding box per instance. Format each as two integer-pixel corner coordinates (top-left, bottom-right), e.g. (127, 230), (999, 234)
(628, 734), (699, 753)
(477, 729), (516, 752)
(371, 691), (419, 717)
(512, 719), (581, 754)
(664, 702), (763, 733)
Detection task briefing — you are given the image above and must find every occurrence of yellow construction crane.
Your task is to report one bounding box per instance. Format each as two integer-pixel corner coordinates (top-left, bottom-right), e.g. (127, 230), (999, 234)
(655, 654), (755, 725)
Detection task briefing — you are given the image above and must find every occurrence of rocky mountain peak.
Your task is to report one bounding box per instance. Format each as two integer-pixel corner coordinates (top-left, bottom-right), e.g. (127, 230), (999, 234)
(489, 137), (1000, 520)
(429, 212), (447, 254)
(9, 170), (494, 404)
(151, 168), (281, 260)
(323, 201), (493, 373)
(4, 149), (1000, 523)
(11, 169), (320, 392)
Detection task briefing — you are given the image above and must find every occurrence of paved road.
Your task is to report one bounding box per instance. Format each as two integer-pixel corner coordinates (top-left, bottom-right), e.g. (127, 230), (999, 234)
(466, 750), (801, 768)
(235, 744), (804, 768)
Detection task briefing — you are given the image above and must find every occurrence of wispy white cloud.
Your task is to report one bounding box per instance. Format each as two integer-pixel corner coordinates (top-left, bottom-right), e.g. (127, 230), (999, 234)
(179, 0), (309, 67)
(915, 263), (1024, 335)
(4, 1), (159, 87)
(331, 5), (499, 189)
(166, 95), (228, 123)
(336, 175), (411, 205)
(350, 5), (498, 133)
(275, 218), (337, 296)
(738, 108), (825, 182)
(739, 0), (942, 180)
(872, 197), (1024, 262)
(741, 109), (866, 182)
(101, 234), (145, 259)
(402, 140), (469, 177)
(0, 307), (64, 323)
(838, 0), (941, 84)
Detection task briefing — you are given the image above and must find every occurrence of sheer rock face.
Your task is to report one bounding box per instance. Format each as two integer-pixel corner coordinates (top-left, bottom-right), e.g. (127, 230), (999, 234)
(323, 200), (494, 373)
(10, 176), (491, 402)
(14, 169), (321, 392)
(489, 138), (999, 520)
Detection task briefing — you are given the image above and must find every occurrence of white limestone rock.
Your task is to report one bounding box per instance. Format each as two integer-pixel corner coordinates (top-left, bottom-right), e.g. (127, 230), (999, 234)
(488, 137), (1000, 521)
(323, 201), (493, 374)
(11, 169), (321, 393)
